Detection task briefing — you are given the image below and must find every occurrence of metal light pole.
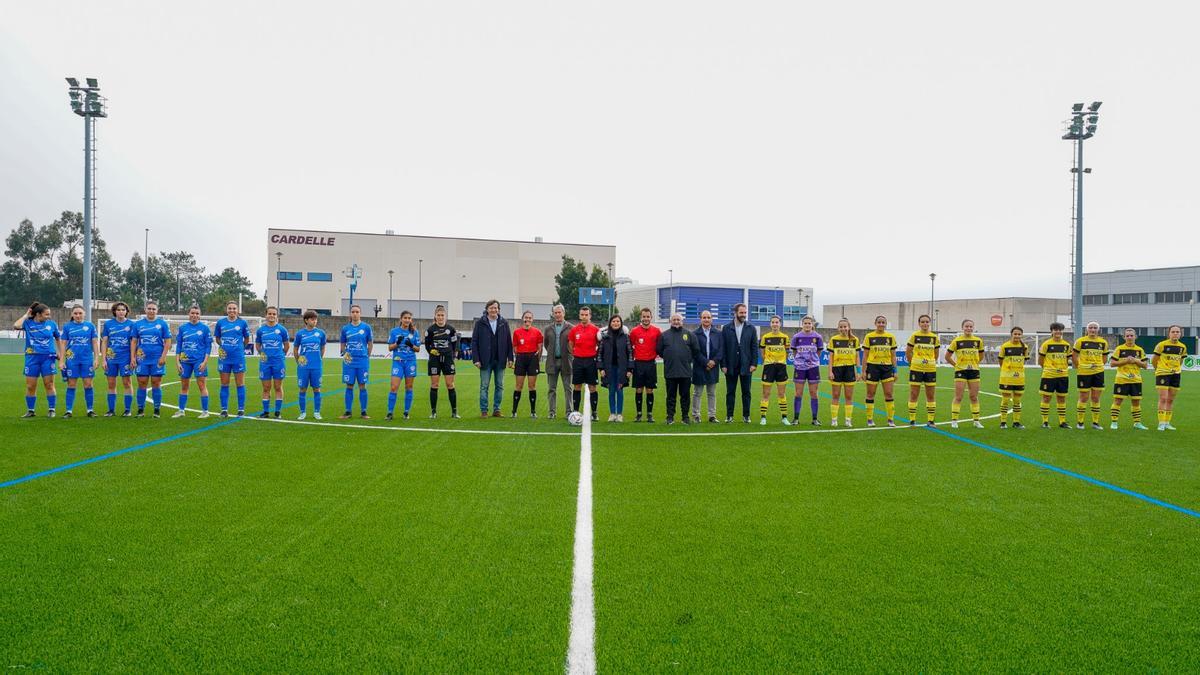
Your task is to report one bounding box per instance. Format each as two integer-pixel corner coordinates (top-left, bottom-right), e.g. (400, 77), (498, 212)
(175, 265), (181, 310)
(1063, 101), (1102, 335)
(143, 228), (149, 308)
(388, 269), (394, 317)
(668, 268), (674, 318)
(418, 259), (424, 319)
(606, 261), (614, 320)
(65, 78), (106, 324)
(275, 251), (283, 309)
(929, 273), (936, 328)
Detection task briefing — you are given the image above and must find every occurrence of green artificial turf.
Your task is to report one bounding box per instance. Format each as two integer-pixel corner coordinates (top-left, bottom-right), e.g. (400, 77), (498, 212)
(2, 355), (1197, 670)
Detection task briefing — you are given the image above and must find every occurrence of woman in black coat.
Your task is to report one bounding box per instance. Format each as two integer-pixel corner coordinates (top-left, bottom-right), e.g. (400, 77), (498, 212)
(598, 314), (632, 422)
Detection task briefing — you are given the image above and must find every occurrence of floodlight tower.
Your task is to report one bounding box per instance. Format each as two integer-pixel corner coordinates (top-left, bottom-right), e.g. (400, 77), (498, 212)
(66, 77), (108, 324)
(1062, 101), (1101, 336)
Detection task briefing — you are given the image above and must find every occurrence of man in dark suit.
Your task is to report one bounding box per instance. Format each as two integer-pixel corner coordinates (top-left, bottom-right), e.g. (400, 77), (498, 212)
(471, 300), (514, 418)
(721, 302), (759, 423)
(691, 310), (724, 422)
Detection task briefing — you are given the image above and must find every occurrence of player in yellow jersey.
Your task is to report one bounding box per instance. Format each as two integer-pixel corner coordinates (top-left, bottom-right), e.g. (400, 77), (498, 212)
(1152, 325), (1187, 431)
(997, 326), (1030, 428)
(1071, 321), (1110, 430)
(758, 316), (791, 425)
(1108, 328), (1148, 430)
(862, 315), (898, 427)
(905, 314), (940, 427)
(826, 318), (862, 427)
(945, 319), (984, 429)
(1037, 321), (1072, 429)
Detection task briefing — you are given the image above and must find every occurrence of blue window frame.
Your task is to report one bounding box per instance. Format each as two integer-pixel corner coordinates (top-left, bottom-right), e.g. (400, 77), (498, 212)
(307, 272), (333, 282)
(277, 271), (303, 281)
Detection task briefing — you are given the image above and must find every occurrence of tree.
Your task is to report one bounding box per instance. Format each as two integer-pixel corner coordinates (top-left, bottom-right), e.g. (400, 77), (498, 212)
(624, 305), (644, 324)
(160, 251), (209, 311)
(202, 267), (261, 314)
(554, 255), (614, 319)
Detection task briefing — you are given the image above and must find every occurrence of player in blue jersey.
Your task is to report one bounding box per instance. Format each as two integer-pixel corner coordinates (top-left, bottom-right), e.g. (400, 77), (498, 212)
(14, 302), (62, 418)
(173, 304), (212, 418)
(100, 302), (136, 416)
(130, 301), (173, 418)
(58, 304), (99, 418)
(255, 306), (291, 418)
(213, 300), (251, 417)
(293, 309), (327, 420)
(387, 310), (421, 420)
(340, 304), (374, 419)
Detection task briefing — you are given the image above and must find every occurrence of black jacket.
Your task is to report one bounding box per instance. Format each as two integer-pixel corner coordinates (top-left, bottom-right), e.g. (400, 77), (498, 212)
(598, 327), (632, 388)
(657, 325), (701, 379)
(721, 320), (759, 375)
(691, 326), (725, 385)
(471, 314), (514, 366)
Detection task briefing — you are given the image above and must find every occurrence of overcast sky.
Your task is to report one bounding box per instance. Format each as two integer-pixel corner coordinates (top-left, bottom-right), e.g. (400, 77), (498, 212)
(2, 1), (1198, 318)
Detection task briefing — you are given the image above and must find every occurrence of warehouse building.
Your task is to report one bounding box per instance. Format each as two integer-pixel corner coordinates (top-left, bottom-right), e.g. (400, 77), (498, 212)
(266, 228), (615, 319)
(616, 282), (814, 328)
(1083, 265), (1200, 337)
(824, 297), (1071, 334)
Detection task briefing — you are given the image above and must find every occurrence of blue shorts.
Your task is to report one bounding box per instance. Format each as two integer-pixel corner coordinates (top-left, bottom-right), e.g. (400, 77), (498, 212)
(342, 362), (370, 385)
(24, 354), (57, 377)
(297, 368), (323, 389)
(259, 360), (286, 381)
(218, 360), (246, 374)
(64, 359), (96, 380)
(136, 359), (166, 378)
(391, 360), (418, 379)
(179, 360), (208, 379)
(105, 358), (132, 378)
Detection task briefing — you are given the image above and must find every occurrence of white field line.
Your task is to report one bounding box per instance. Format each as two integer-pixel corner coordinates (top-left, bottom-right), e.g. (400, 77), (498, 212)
(566, 394), (596, 675)
(155, 385), (1003, 437)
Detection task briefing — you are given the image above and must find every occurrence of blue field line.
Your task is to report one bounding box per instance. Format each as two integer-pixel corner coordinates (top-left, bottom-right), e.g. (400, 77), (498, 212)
(0, 417), (243, 489)
(817, 389), (1200, 520)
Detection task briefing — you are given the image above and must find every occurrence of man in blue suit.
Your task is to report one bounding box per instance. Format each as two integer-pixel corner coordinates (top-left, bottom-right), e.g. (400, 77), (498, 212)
(691, 310), (725, 423)
(720, 303), (759, 423)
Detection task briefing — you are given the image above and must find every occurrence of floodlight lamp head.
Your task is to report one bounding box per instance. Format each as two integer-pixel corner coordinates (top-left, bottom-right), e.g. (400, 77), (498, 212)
(86, 77), (98, 88)
(1089, 101), (1102, 112)
(1086, 124), (1097, 134)
(1087, 115), (1099, 124)
(1072, 103), (1085, 112)
(66, 77), (79, 87)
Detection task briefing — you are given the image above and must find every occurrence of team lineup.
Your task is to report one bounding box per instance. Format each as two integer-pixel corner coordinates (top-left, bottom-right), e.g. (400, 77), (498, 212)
(15, 299), (1189, 430)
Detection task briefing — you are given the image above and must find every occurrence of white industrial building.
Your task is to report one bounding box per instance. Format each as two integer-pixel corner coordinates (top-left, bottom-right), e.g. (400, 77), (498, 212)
(266, 228), (615, 319)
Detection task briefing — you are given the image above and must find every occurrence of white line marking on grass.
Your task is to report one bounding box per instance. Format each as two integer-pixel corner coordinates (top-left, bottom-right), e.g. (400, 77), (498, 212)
(566, 393), (596, 675)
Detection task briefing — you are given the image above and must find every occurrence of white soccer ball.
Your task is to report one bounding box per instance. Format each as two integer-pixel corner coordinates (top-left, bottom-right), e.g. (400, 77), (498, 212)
(567, 411), (584, 426)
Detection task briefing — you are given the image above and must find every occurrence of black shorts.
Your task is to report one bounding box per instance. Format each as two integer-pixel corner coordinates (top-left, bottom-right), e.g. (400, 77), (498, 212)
(761, 363), (788, 383)
(1077, 372), (1105, 390)
(954, 369), (980, 381)
(865, 363), (895, 383)
(909, 370), (937, 384)
(427, 355), (456, 376)
(1113, 382), (1143, 398)
(998, 383), (1025, 392)
(1156, 373), (1182, 390)
(514, 353), (540, 376)
(1039, 377), (1069, 395)
(830, 365), (857, 384)
(572, 358), (599, 386)
(632, 360), (658, 389)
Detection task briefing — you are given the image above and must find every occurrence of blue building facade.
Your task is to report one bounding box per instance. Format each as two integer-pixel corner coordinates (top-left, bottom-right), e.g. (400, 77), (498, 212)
(653, 285), (811, 327)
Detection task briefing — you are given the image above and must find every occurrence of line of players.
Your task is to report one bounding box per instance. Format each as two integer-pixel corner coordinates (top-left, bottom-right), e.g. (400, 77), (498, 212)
(16, 301), (1189, 430)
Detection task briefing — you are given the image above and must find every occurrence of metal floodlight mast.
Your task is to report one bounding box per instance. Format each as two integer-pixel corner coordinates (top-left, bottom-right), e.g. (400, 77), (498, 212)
(65, 76), (107, 324)
(1062, 101), (1102, 335)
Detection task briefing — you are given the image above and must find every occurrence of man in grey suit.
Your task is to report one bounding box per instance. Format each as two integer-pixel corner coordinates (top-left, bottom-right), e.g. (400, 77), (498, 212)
(541, 304), (573, 419)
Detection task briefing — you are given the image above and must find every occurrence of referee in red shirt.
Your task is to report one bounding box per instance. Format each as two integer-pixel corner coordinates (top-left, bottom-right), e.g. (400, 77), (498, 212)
(569, 306), (601, 421)
(511, 310), (544, 417)
(628, 307), (662, 422)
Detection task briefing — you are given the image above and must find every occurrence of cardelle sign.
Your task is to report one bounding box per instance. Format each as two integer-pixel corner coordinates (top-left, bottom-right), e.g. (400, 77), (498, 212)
(270, 234), (336, 246)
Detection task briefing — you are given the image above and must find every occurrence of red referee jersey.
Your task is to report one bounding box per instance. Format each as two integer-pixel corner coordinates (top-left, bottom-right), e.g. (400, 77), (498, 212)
(513, 326), (544, 354)
(629, 324), (661, 361)
(569, 323), (600, 358)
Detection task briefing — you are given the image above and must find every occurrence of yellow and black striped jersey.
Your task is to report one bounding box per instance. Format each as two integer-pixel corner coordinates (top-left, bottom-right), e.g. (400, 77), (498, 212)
(999, 339), (1030, 386)
(863, 331), (898, 366)
(1038, 338), (1072, 378)
(1153, 340), (1187, 376)
(947, 335), (983, 371)
(826, 335), (861, 368)
(1111, 344), (1146, 385)
(759, 330), (789, 365)
(906, 330), (939, 373)
(1072, 337), (1109, 376)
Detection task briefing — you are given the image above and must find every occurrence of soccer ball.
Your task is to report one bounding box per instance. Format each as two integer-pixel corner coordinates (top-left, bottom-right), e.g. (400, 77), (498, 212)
(567, 411), (584, 426)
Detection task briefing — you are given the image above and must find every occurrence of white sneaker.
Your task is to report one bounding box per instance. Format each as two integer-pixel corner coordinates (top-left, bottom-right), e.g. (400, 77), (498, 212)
(1110, 422), (1118, 430)
(313, 412), (323, 420)
(616, 414), (624, 422)
(171, 410), (186, 418)
(781, 417), (792, 426)
(866, 419), (875, 427)
(198, 411), (210, 419)
(950, 420), (958, 429)
(297, 412), (307, 420)
(845, 419), (853, 427)
(607, 414), (616, 422)
(973, 420), (984, 429)
(759, 417), (766, 426)
(830, 419), (839, 427)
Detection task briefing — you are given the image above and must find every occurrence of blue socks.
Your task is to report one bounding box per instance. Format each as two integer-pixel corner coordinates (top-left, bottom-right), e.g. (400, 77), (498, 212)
(25, 395), (35, 411)
(47, 394), (56, 411)
(200, 395), (209, 412)
(359, 388), (368, 414)
(313, 391), (322, 412)
(344, 387), (354, 412)
(262, 398), (270, 414)
(151, 387), (162, 410)
(107, 392), (116, 412)
(404, 389), (413, 415)
(220, 385), (230, 411)
(275, 398), (282, 414)
(137, 388), (147, 410)
(299, 391), (307, 413)
(66, 388), (76, 411)
(236, 386), (245, 411)
(123, 393), (132, 412)
(180, 394), (188, 411)
(84, 387), (94, 411)
(388, 392), (397, 415)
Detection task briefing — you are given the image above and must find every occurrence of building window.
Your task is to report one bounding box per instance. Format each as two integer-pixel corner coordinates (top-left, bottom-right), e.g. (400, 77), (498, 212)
(1082, 294), (1109, 306)
(277, 271), (303, 281)
(750, 304), (777, 323)
(1154, 290), (1192, 304)
(782, 305), (803, 321)
(1154, 327), (1172, 336)
(1112, 293), (1148, 305)
(307, 272), (333, 282)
